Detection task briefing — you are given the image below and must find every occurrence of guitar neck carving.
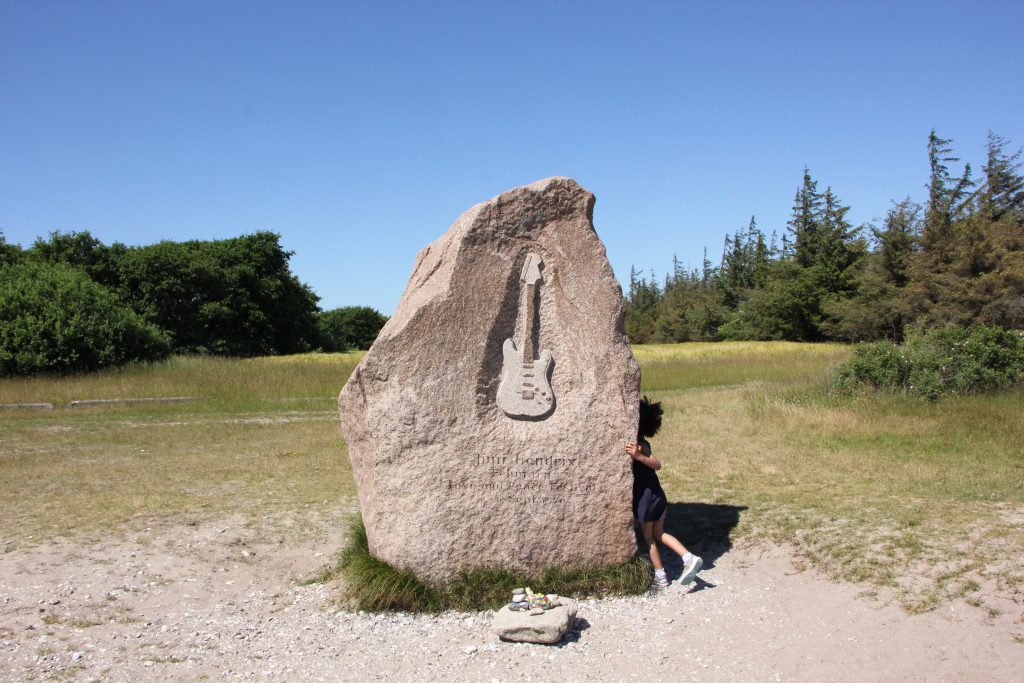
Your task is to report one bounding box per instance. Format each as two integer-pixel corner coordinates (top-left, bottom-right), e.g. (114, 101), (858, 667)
(496, 253), (555, 420)
(521, 281), (538, 363)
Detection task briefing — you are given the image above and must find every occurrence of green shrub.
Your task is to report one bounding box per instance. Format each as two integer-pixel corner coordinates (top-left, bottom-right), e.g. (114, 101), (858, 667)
(331, 515), (649, 612)
(317, 306), (388, 352)
(716, 315), (752, 341)
(833, 324), (1024, 399)
(834, 341), (907, 390)
(112, 232), (320, 356)
(0, 261), (170, 375)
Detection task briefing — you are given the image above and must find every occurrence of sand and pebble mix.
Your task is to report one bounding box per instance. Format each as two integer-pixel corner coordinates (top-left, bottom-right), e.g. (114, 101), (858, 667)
(1, 516), (1020, 682)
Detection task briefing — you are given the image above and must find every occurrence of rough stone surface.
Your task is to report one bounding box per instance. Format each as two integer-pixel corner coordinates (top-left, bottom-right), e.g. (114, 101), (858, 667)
(338, 177), (640, 582)
(493, 598), (579, 644)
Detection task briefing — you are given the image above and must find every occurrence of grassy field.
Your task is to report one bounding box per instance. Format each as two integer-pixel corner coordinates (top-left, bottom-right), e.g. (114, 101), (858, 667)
(638, 343), (1023, 613)
(1, 343), (1021, 612)
(0, 353), (363, 545)
(0, 353), (360, 410)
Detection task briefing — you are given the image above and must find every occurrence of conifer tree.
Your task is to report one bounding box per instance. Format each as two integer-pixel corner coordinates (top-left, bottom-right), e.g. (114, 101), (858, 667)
(749, 218), (770, 286)
(877, 198), (920, 287)
(980, 131), (1024, 222)
(815, 187), (865, 295)
(923, 130), (974, 262)
(701, 247), (713, 288)
(626, 130), (1024, 343)
(788, 168), (825, 267)
(824, 199), (921, 341)
(624, 268), (662, 343)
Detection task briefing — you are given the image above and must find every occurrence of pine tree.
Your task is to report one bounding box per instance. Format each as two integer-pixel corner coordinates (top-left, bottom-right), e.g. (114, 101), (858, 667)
(624, 268), (662, 343)
(923, 130), (974, 261)
(701, 247), (713, 288)
(625, 131), (1024, 343)
(980, 131), (1024, 222)
(876, 198), (920, 287)
(815, 187), (865, 295)
(719, 228), (751, 308)
(959, 133), (1024, 328)
(672, 254), (684, 285)
(750, 219), (770, 286)
(788, 168), (825, 267)
(781, 232), (792, 259)
(823, 199), (921, 341)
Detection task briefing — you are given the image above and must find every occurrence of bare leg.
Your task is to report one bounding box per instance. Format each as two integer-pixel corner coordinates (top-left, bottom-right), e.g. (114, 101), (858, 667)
(652, 520), (689, 559)
(641, 521), (663, 570)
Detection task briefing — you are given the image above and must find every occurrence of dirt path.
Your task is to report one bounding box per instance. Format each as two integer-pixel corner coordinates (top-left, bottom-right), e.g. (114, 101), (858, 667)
(1, 515), (1020, 682)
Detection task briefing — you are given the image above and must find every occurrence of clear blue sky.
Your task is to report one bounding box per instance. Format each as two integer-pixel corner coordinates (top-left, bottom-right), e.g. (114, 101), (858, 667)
(3, 1), (1022, 314)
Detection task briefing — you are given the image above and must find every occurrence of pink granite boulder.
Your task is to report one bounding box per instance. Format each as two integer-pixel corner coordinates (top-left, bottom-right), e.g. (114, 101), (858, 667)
(338, 177), (640, 582)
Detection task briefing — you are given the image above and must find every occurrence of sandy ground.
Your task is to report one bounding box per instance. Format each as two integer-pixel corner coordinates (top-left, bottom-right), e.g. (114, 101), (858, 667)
(1, 512), (1021, 682)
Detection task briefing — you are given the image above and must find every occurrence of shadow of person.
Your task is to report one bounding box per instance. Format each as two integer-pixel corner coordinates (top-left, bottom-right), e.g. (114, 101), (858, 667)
(634, 502), (747, 582)
(680, 575), (715, 593)
(664, 501), (746, 568)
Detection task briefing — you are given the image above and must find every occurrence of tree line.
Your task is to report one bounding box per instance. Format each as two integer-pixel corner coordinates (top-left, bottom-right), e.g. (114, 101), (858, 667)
(626, 131), (1024, 344)
(0, 230), (387, 375)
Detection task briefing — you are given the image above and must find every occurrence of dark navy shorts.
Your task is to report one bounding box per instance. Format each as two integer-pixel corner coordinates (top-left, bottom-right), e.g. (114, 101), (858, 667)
(634, 488), (667, 523)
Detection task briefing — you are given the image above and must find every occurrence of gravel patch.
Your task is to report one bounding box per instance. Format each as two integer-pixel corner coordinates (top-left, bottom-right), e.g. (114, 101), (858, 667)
(1, 519), (1020, 682)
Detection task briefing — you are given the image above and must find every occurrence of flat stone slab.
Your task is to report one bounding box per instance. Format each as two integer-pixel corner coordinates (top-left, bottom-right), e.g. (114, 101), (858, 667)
(492, 598), (578, 644)
(0, 403), (54, 411)
(67, 397), (197, 408)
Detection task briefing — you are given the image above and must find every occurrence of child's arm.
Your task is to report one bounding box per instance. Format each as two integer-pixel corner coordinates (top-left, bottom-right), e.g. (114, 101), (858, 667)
(625, 442), (662, 470)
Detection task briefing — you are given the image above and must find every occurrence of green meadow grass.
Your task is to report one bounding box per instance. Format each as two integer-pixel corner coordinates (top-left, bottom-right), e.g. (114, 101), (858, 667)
(0, 353), (364, 545)
(633, 341), (849, 390)
(323, 516), (650, 612)
(1, 342), (1020, 613)
(0, 352), (364, 410)
(640, 344), (1023, 613)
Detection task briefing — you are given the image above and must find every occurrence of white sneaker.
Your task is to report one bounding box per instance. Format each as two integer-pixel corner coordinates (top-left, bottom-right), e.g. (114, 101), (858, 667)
(680, 556), (703, 585)
(654, 570), (669, 589)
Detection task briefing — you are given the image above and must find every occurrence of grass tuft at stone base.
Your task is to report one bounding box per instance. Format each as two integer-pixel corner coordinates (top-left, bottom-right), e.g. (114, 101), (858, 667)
(324, 516), (650, 613)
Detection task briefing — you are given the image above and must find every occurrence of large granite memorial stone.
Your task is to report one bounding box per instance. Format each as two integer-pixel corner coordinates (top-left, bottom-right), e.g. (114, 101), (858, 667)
(338, 177), (641, 582)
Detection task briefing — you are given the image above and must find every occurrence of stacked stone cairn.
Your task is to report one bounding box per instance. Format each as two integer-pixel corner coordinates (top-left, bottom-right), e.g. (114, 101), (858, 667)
(492, 587), (578, 644)
(508, 587), (561, 615)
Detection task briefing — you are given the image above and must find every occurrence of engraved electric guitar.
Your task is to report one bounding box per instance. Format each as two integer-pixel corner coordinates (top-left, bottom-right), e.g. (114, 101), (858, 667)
(497, 253), (555, 419)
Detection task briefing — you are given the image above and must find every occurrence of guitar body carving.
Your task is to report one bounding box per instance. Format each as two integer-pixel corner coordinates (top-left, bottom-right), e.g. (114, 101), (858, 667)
(497, 339), (554, 419)
(496, 252), (555, 420)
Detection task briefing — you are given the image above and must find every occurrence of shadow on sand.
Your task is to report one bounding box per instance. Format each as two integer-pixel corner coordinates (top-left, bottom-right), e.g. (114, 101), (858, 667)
(635, 501), (747, 585)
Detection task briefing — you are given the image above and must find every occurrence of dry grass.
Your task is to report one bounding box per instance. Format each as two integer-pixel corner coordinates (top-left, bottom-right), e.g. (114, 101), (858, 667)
(633, 340), (846, 361)
(1, 342), (1021, 614)
(634, 342), (849, 391)
(0, 409), (354, 546)
(639, 342), (1024, 613)
(0, 352), (364, 409)
(0, 352), (364, 547)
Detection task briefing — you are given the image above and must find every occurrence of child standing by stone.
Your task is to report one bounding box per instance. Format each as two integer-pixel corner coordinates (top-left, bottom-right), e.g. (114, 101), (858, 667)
(626, 396), (703, 589)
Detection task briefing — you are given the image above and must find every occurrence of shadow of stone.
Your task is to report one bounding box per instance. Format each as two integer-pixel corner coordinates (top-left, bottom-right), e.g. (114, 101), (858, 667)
(634, 502), (747, 579)
(555, 616), (591, 648)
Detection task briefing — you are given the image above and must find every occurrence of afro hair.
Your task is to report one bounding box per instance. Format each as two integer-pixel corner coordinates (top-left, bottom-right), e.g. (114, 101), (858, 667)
(638, 395), (663, 439)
